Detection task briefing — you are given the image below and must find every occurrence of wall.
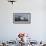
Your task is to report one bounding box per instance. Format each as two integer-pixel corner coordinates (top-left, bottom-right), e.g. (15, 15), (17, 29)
(0, 0), (46, 41)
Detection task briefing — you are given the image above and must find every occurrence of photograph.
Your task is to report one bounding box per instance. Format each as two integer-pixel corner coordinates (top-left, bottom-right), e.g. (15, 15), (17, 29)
(13, 13), (31, 24)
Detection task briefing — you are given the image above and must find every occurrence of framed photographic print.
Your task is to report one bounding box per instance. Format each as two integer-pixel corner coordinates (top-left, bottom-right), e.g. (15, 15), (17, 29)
(13, 13), (31, 24)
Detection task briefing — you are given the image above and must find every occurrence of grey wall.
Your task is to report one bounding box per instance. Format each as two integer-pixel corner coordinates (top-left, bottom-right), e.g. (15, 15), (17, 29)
(0, 0), (46, 41)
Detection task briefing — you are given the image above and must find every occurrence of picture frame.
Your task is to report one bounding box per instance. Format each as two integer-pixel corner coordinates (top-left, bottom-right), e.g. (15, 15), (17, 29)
(13, 13), (31, 24)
